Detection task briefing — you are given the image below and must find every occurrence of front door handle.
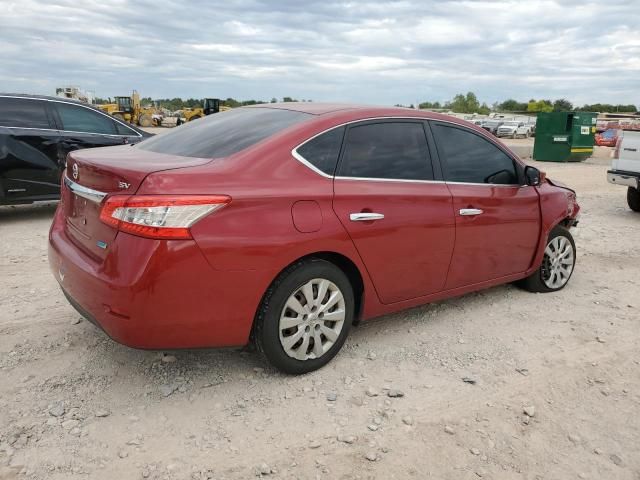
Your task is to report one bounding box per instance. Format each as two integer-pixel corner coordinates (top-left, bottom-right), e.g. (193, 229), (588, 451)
(350, 212), (385, 222)
(459, 208), (483, 216)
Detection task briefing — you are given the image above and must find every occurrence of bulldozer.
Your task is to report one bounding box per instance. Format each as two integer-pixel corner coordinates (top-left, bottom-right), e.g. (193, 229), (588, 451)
(98, 91), (160, 127)
(179, 98), (230, 124)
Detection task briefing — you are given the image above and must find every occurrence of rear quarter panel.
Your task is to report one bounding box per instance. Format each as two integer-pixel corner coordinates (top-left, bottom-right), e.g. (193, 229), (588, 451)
(138, 134), (379, 331)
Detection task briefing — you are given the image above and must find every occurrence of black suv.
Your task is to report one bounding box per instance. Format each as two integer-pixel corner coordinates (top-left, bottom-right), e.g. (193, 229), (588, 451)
(0, 94), (150, 205)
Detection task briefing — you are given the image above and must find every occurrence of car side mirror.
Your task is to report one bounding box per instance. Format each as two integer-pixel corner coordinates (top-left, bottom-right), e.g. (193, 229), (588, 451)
(524, 166), (543, 186)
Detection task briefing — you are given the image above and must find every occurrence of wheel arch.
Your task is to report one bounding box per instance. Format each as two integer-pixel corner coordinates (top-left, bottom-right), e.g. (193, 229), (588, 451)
(250, 251), (366, 340)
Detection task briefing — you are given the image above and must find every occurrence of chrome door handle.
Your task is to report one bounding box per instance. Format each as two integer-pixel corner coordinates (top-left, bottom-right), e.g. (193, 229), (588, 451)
(350, 212), (385, 222)
(459, 208), (483, 216)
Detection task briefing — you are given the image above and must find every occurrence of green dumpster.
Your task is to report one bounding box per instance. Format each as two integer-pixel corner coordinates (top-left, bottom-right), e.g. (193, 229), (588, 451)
(533, 111), (597, 162)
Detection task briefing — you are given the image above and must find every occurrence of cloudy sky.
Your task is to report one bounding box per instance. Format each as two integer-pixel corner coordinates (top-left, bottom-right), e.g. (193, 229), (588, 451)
(1, 0), (638, 106)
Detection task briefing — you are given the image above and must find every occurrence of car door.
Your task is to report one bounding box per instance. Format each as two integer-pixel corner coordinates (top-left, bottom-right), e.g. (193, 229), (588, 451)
(51, 101), (131, 162)
(429, 121), (541, 289)
(0, 96), (61, 201)
(331, 120), (455, 304)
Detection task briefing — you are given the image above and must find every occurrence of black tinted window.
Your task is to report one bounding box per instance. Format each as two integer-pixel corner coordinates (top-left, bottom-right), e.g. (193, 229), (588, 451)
(55, 102), (116, 135)
(433, 124), (518, 184)
(0, 97), (50, 129)
(138, 108), (311, 158)
(338, 122), (433, 180)
(115, 120), (138, 136)
(296, 126), (345, 175)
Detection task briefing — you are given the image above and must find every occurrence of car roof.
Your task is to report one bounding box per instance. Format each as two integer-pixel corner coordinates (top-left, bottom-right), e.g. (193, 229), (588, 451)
(247, 102), (479, 124)
(0, 92), (96, 105)
(0, 93), (110, 115)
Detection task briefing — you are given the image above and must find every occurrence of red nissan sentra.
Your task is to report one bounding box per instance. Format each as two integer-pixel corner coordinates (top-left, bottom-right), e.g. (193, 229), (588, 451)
(48, 103), (580, 373)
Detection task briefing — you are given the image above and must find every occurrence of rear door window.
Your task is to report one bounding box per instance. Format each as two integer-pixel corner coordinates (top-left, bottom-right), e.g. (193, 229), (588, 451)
(114, 121), (139, 136)
(138, 108), (311, 158)
(337, 122), (433, 180)
(55, 102), (117, 135)
(0, 97), (50, 129)
(295, 126), (345, 175)
(432, 123), (519, 185)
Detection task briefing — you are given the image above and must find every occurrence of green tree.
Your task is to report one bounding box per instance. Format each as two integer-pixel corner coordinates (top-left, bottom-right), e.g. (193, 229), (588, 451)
(270, 97), (277, 103)
(418, 101), (442, 109)
(553, 98), (573, 112)
(578, 103), (638, 113)
(527, 99), (553, 113)
(282, 96), (297, 103)
(498, 99), (528, 111)
(446, 92), (482, 113)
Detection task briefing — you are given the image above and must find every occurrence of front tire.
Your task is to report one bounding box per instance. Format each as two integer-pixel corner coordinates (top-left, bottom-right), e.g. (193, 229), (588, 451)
(254, 259), (354, 374)
(517, 226), (576, 293)
(627, 187), (640, 212)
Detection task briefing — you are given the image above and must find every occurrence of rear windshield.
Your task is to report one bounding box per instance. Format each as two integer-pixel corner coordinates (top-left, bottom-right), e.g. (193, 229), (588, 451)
(137, 107), (311, 158)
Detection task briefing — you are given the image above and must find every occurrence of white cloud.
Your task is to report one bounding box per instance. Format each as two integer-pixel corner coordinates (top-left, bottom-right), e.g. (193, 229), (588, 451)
(0, 0), (638, 107)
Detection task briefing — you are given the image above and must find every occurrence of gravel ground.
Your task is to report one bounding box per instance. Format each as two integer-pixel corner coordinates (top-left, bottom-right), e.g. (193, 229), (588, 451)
(1, 155), (639, 480)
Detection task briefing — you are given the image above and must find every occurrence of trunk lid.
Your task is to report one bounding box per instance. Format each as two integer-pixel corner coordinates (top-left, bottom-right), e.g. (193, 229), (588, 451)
(63, 145), (211, 260)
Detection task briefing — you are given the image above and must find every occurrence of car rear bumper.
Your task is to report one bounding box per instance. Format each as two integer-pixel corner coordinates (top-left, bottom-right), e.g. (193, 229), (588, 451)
(48, 205), (269, 349)
(607, 170), (640, 188)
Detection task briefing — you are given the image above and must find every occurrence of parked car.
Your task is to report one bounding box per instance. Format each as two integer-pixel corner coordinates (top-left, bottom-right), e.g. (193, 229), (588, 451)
(595, 128), (620, 147)
(0, 94), (150, 205)
(48, 104), (580, 374)
(496, 121), (533, 139)
(481, 120), (503, 136)
(607, 130), (640, 212)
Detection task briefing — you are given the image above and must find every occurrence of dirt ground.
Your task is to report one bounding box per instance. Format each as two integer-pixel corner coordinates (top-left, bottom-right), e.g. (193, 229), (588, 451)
(1, 154), (639, 480)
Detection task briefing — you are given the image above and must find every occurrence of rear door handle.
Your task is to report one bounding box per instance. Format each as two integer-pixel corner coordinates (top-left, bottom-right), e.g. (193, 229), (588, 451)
(350, 212), (385, 222)
(459, 208), (483, 216)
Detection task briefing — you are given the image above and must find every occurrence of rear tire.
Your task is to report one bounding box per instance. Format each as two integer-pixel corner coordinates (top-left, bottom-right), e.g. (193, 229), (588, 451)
(627, 187), (640, 212)
(517, 225), (576, 293)
(254, 259), (354, 374)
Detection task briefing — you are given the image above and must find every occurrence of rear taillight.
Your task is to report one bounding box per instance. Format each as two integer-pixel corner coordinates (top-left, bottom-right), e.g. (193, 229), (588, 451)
(99, 195), (231, 239)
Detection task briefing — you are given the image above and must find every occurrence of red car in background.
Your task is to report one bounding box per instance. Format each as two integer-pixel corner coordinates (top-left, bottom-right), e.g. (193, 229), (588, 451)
(49, 104), (580, 373)
(595, 129), (620, 147)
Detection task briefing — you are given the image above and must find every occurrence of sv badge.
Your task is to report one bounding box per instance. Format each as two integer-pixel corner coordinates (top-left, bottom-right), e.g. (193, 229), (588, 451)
(118, 181), (131, 189)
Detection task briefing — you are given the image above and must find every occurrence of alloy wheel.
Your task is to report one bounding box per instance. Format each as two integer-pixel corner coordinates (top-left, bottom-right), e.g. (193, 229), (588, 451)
(541, 235), (575, 289)
(279, 278), (346, 361)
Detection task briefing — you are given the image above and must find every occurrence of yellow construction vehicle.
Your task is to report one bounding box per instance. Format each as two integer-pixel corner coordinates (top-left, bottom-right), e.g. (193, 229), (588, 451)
(179, 98), (230, 124)
(98, 91), (160, 127)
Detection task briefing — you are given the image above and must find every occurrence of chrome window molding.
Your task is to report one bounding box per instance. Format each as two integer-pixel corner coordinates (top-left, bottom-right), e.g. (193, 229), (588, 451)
(63, 176), (107, 203)
(291, 115), (525, 187)
(290, 149), (333, 179)
(0, 94), (142, 138)
(445, 181), (523, 188)
(0, 125), (140, 138)
(335, 176), (446, 185)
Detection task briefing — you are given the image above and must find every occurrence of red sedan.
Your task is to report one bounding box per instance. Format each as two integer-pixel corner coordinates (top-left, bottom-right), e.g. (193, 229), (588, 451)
(49, 103), (580, 373)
